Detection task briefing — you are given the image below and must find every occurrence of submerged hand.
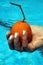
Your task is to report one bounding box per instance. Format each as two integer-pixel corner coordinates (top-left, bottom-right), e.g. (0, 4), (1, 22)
(6, 26), (43, 51)
(27, 26), (43, 51)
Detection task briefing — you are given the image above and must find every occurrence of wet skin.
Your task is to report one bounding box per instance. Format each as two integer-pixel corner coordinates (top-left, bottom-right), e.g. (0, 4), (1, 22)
(6, 25), (43, 51)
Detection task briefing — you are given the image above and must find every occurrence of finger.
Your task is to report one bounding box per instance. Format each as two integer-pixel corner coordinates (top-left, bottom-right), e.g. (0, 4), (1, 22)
(14, 32), (20, 50)
(22, 30), (28, 47)
(8, 35), (14, 50)
(8, 35), (13, 43)
(22, 30), (27, 40)
(14, 32), (19, 44)
(6, 31), (11, 40)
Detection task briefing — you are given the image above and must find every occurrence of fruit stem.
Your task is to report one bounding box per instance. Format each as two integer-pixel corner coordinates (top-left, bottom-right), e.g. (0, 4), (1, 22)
(9, 2), (25, 22)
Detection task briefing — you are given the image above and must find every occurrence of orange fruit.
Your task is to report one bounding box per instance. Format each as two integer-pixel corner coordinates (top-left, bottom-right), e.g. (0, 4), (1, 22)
(11, 21), (32, 42)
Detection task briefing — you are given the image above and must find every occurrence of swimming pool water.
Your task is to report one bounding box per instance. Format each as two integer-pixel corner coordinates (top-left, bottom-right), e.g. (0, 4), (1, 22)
(0, 0), (43, 65)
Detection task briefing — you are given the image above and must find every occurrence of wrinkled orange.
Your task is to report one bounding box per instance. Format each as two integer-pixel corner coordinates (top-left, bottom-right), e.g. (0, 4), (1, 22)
(11, 21), (32, 42)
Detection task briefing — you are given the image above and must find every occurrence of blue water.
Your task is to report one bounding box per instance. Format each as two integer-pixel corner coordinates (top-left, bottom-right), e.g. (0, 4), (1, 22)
(0, 0), (43, 65)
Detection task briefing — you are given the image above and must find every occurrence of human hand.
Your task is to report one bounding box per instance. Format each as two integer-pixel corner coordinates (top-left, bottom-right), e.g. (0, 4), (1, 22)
(27, 26), (43, 51)
(6, 26), (43, 52)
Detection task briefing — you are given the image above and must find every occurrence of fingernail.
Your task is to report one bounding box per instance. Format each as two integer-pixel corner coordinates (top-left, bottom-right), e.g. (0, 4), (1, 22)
(22, 30), (27, 35)
(9, 35), (13, 40)
(14, 32), (19, 38)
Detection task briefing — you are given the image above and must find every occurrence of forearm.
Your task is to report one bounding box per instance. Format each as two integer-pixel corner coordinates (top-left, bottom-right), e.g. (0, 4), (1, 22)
(30, 25), (43, 34)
